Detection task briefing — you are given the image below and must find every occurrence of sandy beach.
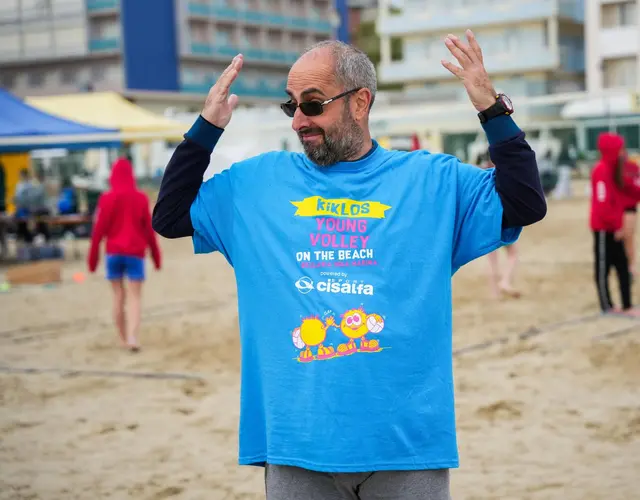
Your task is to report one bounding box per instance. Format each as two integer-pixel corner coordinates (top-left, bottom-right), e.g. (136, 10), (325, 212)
(1, 186), (639, 499)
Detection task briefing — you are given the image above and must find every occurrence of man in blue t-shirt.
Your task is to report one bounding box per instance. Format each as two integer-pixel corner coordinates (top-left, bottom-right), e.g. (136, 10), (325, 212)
(153, 31), (546, 499)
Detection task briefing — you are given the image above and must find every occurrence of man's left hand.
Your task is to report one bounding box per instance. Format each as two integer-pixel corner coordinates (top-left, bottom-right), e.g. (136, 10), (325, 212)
(441, 30), (497, 112)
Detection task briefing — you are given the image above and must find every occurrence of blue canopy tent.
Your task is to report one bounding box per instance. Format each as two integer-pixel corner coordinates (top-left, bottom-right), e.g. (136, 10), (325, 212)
(0, 88), (121, 152)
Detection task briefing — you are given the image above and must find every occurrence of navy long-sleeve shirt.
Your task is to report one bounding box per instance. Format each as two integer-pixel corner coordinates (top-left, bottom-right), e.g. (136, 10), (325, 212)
(152, 115), (546, 239)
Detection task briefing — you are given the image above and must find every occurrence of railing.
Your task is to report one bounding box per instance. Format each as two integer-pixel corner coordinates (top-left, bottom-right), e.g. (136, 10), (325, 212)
(377, 0), (584, 36)
(380, 48), (557, 83)
(189, 43), (299, 64)
(187, 3), (333, 32)
(88, 37), (119, 51)
(87, 0), (119, 11)
(181, 80), (286, 98)
(181, 72), (287, 98)
(0, 44), (88, 62)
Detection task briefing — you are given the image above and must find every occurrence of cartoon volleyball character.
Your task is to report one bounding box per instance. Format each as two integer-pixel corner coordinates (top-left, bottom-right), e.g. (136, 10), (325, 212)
(292, 316), (336, 362)
(336, 307), (385, 356)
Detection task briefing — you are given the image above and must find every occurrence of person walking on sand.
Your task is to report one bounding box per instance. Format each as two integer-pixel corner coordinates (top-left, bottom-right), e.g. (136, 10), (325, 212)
(479, 152), (521, 298)
(88, 157), (161, 350)
(590, 133), (640, 316)
(152, 33), (546, 499)
(486, 242), (521, 299)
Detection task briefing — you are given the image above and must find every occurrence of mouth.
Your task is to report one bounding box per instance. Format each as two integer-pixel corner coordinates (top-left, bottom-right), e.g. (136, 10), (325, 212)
(299, 130), (324, 143)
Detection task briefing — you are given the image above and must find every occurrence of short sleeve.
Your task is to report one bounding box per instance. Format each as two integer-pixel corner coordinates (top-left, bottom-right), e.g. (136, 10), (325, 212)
(189, 168), (234, 265)
(451, 162), (521, 273)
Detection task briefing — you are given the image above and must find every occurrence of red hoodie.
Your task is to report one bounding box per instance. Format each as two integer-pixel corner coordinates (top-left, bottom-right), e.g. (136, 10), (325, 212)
(590, 133), (640, 232)
(88, 158), (161, 272)
(621, 159), (640, 210)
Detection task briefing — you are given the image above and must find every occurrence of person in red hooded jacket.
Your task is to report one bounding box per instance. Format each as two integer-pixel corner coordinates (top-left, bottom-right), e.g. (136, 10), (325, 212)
(619, 158), (640, 278)
(88, 157), (162, 350)
(590, 133), (640, 316)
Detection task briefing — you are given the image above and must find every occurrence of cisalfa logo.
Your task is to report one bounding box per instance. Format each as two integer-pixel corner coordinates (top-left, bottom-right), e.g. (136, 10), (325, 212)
(294, 276), (374, 296)
(294, 276), (315, 294)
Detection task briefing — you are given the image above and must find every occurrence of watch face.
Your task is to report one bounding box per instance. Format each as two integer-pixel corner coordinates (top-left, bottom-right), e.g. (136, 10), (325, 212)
(499, 94), (514, 113)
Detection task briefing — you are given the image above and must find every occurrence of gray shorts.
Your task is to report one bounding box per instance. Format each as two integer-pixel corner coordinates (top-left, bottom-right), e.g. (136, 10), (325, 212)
(265, 464), (451, 500)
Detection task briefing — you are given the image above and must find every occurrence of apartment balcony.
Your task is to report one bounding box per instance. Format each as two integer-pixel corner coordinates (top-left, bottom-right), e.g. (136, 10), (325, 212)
(0, 44), (88, 64)
(87, 0), (119, 12)
(88, 36), (120, 52)
(599, 26), (639, 60)
(187, 43), (299, 65)
(181, 76), (286, 99)
(187, 3), (333, 33)
(377, 0), (583, 36)
(379, 48), (557, 84)
(11, 80), (123, 98)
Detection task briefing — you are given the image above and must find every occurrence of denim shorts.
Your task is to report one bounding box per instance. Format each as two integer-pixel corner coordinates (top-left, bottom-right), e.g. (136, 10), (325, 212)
(106, 254), (145, 281)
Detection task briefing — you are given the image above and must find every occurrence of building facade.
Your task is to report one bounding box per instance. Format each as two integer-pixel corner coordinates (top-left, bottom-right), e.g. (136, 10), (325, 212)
(0, 0), (346, 108)
(376, 0), (586, 103)
(586, 0), (639, 92)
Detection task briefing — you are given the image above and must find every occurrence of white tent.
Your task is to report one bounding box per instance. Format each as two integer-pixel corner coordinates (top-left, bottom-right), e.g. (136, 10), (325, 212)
(161, 107), (301, 179)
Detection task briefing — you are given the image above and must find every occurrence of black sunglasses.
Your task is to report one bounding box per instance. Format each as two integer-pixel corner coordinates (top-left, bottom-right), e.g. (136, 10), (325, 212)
(280, 88), (362, 118)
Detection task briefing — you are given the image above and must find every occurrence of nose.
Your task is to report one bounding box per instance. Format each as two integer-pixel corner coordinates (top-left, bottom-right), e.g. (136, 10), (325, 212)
(292, 106), (311, 132)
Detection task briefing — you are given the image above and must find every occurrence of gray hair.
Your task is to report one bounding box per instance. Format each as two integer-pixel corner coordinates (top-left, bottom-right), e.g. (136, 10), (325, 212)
(301, 40), (377, 109)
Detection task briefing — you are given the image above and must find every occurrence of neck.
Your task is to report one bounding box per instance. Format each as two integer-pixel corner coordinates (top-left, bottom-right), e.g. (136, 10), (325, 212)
(347, 133), (374, 162)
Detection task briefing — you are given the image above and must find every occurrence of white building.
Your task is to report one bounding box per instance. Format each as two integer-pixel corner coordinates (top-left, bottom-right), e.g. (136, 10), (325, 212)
(376, 0), (586, 101)
(585, 0), (639, 92)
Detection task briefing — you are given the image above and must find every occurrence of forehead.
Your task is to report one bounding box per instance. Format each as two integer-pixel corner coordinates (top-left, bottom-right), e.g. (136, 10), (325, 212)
(286, 50), (339, 99)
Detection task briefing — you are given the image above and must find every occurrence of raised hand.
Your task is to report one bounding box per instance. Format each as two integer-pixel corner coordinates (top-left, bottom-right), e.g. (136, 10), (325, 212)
(201, 54), (244, 128)
(441, 30), (497, 112)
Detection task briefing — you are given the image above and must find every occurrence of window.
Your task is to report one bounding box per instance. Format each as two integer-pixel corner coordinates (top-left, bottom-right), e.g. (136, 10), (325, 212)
(189, 22), (208, 43)
(602, 1), (637, 28)
(104, 64), (123, 84)
(89, 19), (118, 38)
(61, 67), (77, 84)
(239, 27), (260, 47)
(0, 73), (15, 89)
(504, 28), (519, 53)
(603, 56), (638, 88)
(265, 0), (280, 12)
(291, 33), (305, 51)
(311, 0), (327, 16)
(267, 29), (282, 47)
(617, 125), (640, 150)
(28, 70), (46, 87)
(214, 27), (233, 46)
(91, 65), (105, 81)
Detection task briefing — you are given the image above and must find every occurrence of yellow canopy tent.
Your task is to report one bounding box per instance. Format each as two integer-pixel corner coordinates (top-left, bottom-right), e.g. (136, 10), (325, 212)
(0, 153), (30, 214)
(26, 92), (187, 142)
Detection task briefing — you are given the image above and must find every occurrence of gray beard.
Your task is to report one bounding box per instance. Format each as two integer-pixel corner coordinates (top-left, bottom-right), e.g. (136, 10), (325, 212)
(300, 116), (366, 167)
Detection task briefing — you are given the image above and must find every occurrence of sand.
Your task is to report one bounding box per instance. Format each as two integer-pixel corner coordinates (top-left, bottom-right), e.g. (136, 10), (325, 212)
(1, 186), (639, 499)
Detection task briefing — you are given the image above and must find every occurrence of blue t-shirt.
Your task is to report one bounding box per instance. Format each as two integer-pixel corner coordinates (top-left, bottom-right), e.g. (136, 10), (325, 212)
(190, 141), (520, 473)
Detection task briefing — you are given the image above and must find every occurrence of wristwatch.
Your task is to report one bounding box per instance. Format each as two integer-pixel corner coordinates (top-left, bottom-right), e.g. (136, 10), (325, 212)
(477, 93), (514, 123)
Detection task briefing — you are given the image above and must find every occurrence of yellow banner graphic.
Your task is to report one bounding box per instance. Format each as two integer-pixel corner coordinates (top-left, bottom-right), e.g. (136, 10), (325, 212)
(291, 196), (392, 219)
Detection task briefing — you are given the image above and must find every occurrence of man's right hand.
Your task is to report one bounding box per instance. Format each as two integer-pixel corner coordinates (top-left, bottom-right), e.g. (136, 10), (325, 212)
(201, 54), (244, 129)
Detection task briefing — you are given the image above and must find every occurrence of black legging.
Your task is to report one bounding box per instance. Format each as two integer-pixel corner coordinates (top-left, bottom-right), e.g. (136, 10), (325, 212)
(593, 231), (631, 311)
